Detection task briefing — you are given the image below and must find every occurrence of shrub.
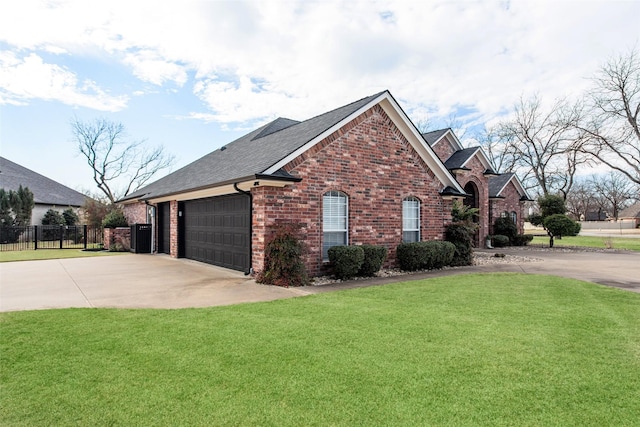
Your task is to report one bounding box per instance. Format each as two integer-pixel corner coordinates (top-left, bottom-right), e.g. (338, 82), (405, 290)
(102, 209), (128, 229)
(491, 234), (510, 247)
(62, 208), (80, 226)
(543, 214), (581, 238)
(358, 245), (388, 277)
(256, 222), (309, 288)
(512, 234), (534, 246)
(396, 241), (455, 271)
(445, 223), (474, 266)
(41, 209), (66, 241)
(493, 217), (518, 241)
(328, 245), (365, 280)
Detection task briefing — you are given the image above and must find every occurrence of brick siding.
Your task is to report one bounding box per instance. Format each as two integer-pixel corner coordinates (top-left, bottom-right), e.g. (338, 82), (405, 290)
(490, 181), (526, 234)
(252, 105), (453, 277)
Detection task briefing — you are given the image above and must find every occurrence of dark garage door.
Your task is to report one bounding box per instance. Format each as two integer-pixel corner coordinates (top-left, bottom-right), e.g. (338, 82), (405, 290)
(183, 194), (251, 272)
(158, 202), (171, 254)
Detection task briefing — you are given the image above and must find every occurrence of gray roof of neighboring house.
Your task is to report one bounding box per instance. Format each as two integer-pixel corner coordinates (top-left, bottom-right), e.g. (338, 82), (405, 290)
(489, 173), (516, 198)
(122, 91), (386, 201)
(422, 128), (450, 146)
(0, 157), (88, 207)
(618, 202), (640, 219)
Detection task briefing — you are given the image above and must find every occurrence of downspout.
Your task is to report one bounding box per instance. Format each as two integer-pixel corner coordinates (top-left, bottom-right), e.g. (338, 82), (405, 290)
(144, 200), (156, 254)
(234, 182), (253, 276)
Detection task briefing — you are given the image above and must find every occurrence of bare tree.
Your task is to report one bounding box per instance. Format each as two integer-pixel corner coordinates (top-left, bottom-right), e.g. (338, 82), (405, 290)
(473, 126), (518, 174)
(565, 179), (597, 220)
(493, 95), (589, 198)
(575, 48), (640, 186)
(589, 171), (636, 220)
(72, 118), (175, 204)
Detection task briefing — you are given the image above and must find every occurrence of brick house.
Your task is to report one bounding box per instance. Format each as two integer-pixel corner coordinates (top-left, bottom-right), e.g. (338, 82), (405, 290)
(121, 90), (527, 276)
(487, 173), (530, 234)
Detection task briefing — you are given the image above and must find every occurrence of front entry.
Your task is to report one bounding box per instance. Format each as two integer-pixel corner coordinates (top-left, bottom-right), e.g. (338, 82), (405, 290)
(463, 182), (480, 247)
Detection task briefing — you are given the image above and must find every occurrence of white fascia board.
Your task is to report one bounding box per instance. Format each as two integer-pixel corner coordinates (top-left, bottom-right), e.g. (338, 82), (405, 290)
(263, 92), (390, 175)
(141, 179), (292, 204)
(378, 96), (464, 193)
(431, 129), (464, 152)
(265, 91), (464, 193)
(460, 147), (494, 171)
(496, 174), (529, 199)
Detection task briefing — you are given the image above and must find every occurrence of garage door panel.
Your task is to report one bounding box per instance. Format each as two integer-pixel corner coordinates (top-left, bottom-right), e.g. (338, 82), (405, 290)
(183, 194), (250, 272)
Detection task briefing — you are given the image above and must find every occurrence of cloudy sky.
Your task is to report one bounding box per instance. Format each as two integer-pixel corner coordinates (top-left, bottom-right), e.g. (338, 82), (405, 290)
(1, 0), (638, 197)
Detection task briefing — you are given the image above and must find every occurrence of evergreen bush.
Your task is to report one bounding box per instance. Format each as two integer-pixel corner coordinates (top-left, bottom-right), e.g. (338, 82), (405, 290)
(358, 245), (388, 277)
(102, 209), (128, 229)
(328, 245), (365, 280)
(396, 241), (455, 271)
(256, 222), (309, 287)
(491, 234), (510, 247)
(512, 234), (534, 246)
(493, 217), (518, 241)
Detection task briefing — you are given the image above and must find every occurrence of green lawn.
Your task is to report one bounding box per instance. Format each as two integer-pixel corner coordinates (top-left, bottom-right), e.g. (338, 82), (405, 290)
(1, 273), (639, 426)
(531, 235), (640, 251)
(0, 249), (128, 262)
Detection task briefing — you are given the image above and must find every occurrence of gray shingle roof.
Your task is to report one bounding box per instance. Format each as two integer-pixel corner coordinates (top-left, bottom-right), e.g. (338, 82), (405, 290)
(489, 173), (515, 198)
(0, 157), (88, 206)
(443, 147), (479, 170)
(422, 128), (450, 146)
(618, 202), (640, 219)
(123, 91), (387, 201)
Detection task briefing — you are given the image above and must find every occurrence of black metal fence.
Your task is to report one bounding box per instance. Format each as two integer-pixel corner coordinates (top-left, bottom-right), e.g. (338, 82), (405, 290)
(0, 225), (104, 251)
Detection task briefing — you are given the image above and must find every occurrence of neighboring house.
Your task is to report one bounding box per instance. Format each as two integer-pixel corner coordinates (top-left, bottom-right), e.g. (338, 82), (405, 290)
(617, 202), (640, 228)
(0, 157), (88, 225)
(121, 90), (529, 275)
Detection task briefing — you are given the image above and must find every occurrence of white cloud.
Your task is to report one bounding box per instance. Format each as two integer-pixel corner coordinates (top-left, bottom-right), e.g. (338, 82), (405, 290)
(0, 51), (128, 111)
(0, 0), (639, 126)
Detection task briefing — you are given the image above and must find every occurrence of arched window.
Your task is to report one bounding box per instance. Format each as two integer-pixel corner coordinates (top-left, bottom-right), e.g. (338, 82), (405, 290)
(323, 191), (348, 259)
(510, 211), (517, 226)
(402, 197), (420, 243)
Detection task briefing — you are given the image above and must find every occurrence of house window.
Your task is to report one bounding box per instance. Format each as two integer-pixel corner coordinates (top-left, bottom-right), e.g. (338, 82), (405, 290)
(323, 191), (348, 259)
(402, 197), (420, 243)
(510, 211), (517, 225)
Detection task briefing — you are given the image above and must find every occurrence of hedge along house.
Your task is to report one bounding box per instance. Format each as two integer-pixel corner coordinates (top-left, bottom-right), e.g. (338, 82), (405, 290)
(488, 173), (531, 235)
(422, 129), (505, 246)
(121, 91), (468, 276)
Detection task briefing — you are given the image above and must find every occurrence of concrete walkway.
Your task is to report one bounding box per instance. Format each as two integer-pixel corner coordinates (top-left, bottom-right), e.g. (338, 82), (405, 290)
(1, 247), (638, 312)
(304, 247), (640, 295)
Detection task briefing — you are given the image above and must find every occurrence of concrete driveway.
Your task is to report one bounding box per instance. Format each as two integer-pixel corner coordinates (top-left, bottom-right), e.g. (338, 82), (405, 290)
(0, 254), (307, 312)
(1, 248), (639, 312)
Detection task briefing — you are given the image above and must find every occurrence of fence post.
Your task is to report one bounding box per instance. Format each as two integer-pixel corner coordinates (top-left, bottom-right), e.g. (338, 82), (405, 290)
(83, 225), (88, 250)
(60, 225), (64, 249)
(34, 225), (38, 250)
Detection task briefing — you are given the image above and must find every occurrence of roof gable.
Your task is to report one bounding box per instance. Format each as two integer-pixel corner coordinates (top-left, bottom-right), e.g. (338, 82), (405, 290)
(489, 173), (530, 200)
(0, 157), (87, 206)
(618, 202), (640, 219)
(123, 91), (465, 202)
(443, 146), (497, 174)
(422, 128), (464, 151)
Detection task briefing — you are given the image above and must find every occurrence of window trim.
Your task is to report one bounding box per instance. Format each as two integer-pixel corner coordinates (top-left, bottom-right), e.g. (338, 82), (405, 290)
(322, 190), (349, 260)
(402, 196), (420, 243)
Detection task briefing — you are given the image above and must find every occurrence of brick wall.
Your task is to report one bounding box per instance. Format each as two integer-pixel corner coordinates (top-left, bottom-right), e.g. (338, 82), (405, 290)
(452, 156), (490, 246)
(490, 181), (526, 234)
(103, 227), (131, 251)
(431, 138), (457, 162)
(123, 203), (147, 225)
(252, 105), (452, 277)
